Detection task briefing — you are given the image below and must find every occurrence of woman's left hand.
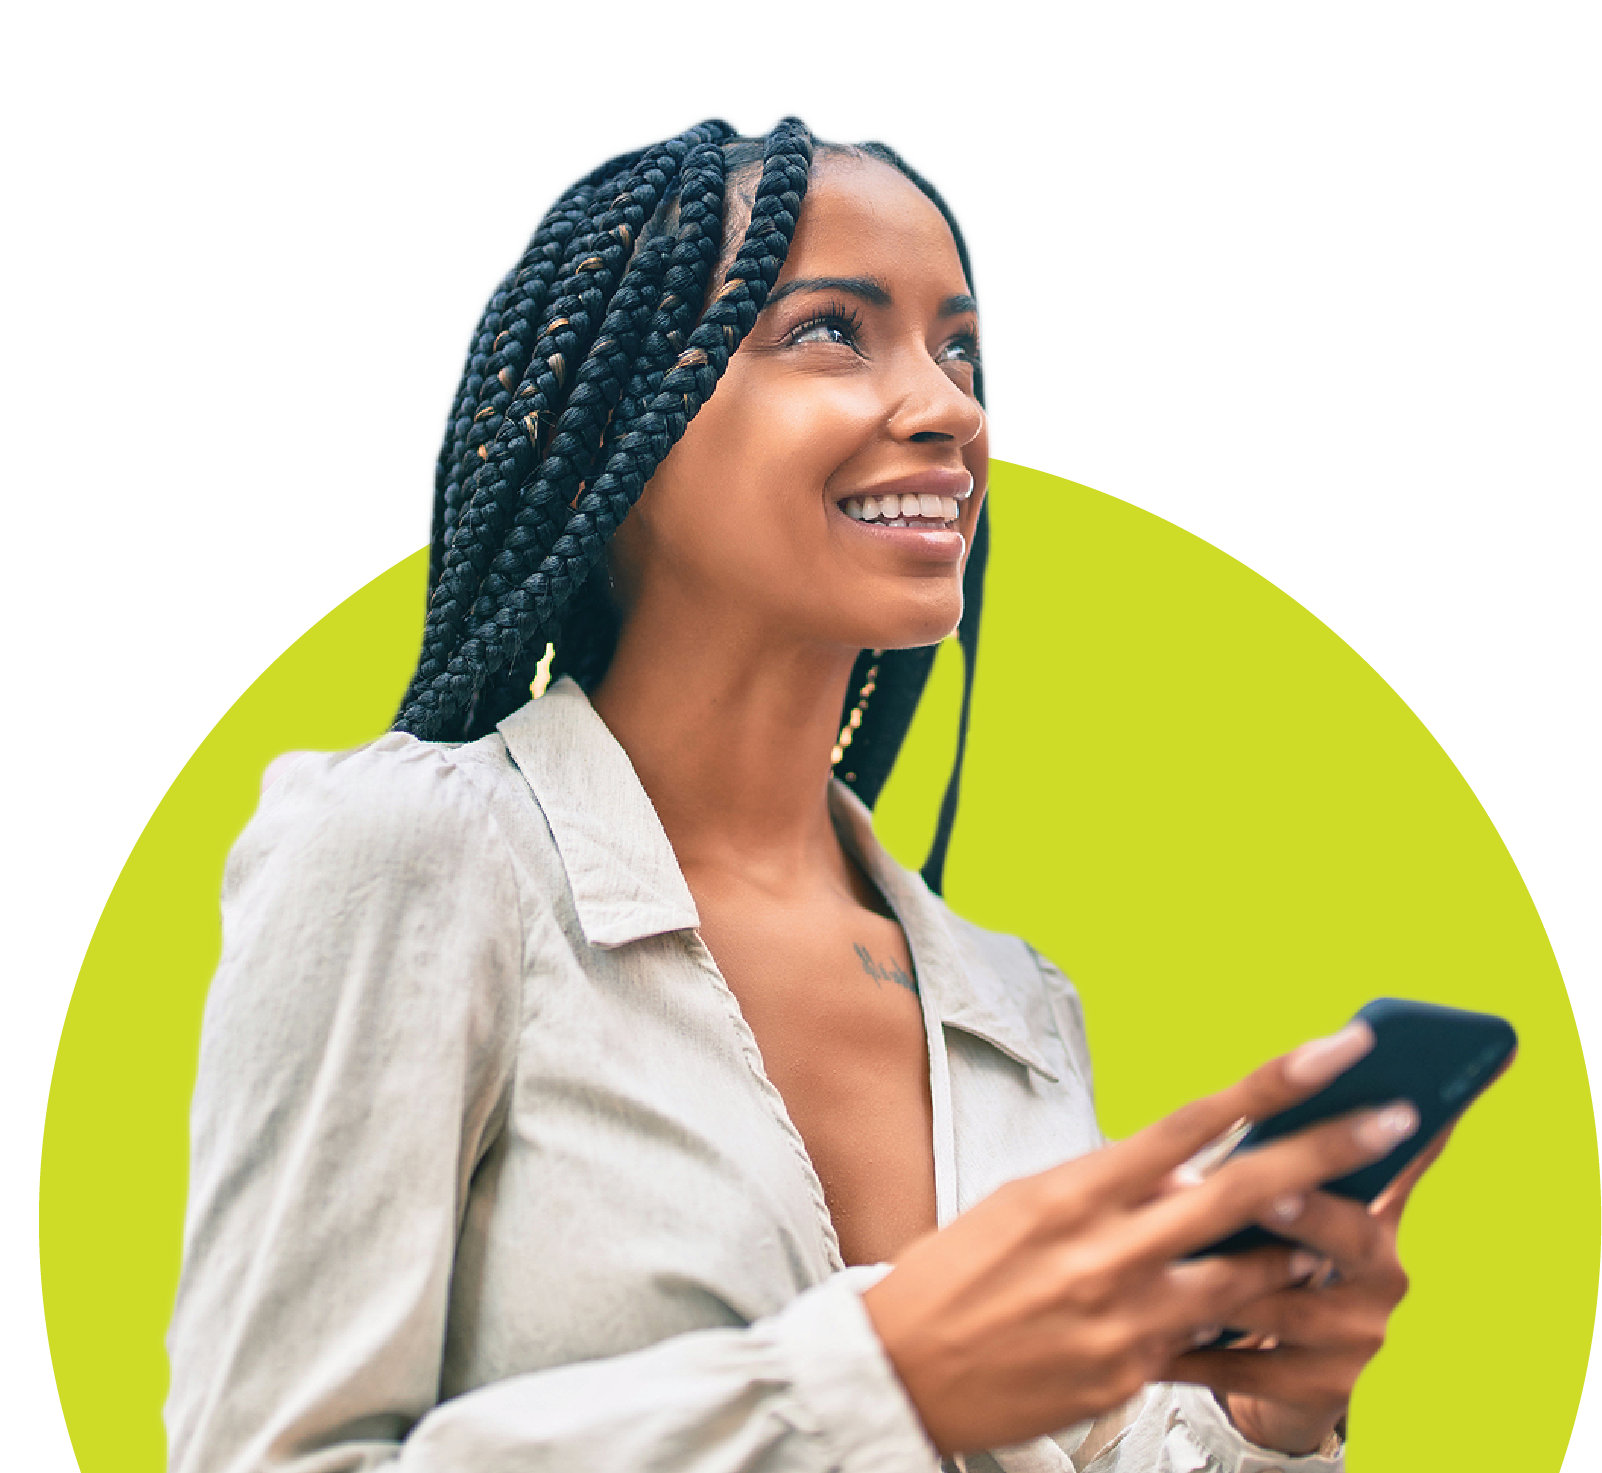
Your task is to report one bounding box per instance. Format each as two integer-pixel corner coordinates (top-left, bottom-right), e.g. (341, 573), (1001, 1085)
(1166, 1131), (1450, 1456)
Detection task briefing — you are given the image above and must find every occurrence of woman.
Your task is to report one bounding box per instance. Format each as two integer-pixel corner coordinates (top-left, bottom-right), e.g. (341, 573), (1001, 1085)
(166, 118), (1429, 1473)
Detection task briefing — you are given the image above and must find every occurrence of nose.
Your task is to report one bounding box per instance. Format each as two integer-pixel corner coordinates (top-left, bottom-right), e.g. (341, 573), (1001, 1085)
(887, 347), (986, 449)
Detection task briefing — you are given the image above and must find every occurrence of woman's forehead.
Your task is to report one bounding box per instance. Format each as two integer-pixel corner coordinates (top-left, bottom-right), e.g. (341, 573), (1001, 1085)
(703, 148), (973, 320)
(779, 154), (969, 292)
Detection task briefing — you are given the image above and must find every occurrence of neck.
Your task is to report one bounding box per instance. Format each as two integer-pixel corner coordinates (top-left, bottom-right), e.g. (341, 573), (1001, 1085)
(591, 619), (862, 897)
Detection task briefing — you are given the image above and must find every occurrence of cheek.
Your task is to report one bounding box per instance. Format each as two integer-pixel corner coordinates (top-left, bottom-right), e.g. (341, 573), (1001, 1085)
(730, 382), (882, 492)
(668, 380), (883, 514)
(612, 364), (917, 608)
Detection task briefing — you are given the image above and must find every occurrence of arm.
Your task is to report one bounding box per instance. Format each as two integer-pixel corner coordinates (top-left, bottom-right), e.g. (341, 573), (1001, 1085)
(166, 739), (938, 1473)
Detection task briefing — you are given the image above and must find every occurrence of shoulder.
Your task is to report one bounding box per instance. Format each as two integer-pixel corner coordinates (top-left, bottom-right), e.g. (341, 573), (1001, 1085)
(215, 730), (551, 994)
(228, 729), (527, 901)
(204, 731), (532, 1094)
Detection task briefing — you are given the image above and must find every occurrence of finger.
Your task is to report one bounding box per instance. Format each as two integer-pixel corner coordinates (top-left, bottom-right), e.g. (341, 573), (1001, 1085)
(1160, 1246), (1323, 1332)
(1167, 1341), (1361, 1405)
(1371, 1120), (1456, 1221)
(1103, 1023), (1376, 1199)
(1220, 1275), (1393, 1349)
(1264, 1190), (1388, 1275)
(1219, 1291), (1327, 1346)
(1151, 1162), (1208, 1200)
(1128, 1100), (1420, 1263)
(1375, 1046), (1517, 1221)
(1144, 1119), (1256, 1205)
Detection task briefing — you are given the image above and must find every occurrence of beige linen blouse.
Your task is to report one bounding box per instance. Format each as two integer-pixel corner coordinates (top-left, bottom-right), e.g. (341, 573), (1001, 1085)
(165, 677), (1341, 1473)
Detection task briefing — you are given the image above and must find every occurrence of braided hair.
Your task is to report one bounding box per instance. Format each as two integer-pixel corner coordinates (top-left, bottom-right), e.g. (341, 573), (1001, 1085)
(394, 118), (990, 892)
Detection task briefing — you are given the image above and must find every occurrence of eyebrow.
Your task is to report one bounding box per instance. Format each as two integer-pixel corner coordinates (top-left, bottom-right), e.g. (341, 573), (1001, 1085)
(763, 276), (979, 319)
(766, 276), (891, 308)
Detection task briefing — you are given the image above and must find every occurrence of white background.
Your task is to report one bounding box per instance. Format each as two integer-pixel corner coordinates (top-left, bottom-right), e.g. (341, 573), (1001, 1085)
(3, 2), (1596, 1467)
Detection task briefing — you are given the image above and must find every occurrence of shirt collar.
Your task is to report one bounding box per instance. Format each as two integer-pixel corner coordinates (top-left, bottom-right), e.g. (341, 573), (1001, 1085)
(497, 678), (1055, 1079)
(497, 678), (700, 948)
(827, 782), (1059, 1082)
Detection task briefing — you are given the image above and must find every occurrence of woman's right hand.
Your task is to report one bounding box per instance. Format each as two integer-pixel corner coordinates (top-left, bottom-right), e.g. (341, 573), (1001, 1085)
(860, 1023), (1415, 1457)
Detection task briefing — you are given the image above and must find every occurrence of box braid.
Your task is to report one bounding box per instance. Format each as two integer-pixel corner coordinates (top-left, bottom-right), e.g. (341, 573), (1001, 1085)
(394, 120), (990, 893)
(425, 143), (657, 596)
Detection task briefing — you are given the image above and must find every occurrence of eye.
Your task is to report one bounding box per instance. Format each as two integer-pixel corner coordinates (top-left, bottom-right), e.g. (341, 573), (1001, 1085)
(785, 301), (865, 351)
(936, 331), (982, 369)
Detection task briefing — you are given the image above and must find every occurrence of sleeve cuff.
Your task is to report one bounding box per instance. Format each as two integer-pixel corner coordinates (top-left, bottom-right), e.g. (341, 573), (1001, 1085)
(775, 1264), (942, 1473)
(1166, 1384), (1343, 1472)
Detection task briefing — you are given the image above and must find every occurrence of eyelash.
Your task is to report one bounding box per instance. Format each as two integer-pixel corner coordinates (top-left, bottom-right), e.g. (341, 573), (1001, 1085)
(785, 301), (865, 350)
(782, 302), (983, 369)
(940, 331), (982, 368)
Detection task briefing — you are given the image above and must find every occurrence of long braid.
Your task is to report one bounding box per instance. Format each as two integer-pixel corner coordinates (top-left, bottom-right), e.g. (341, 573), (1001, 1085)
(395, 120), (811, 739)
(403, 135), (723, 732)
(443, 121), (813, 736)
(429, 185), (600, 594)
(527, 137), (734, 703)
(428, 169), (627, 594)
(403, 125), (730, 729)
(461, 214), (690, 718)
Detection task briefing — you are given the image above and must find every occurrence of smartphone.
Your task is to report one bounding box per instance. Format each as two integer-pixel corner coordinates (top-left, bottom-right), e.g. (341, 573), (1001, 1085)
(1196, 997), (1517, 1258)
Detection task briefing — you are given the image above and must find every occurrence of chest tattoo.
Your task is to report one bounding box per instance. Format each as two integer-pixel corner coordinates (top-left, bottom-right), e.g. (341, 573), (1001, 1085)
(853, 941), (919, 996)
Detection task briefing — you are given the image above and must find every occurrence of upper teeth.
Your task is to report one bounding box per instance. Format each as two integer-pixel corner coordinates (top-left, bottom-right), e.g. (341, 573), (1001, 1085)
(842, 492), (961, 522)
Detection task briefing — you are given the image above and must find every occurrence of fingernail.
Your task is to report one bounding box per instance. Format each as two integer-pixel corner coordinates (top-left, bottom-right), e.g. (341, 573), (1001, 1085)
(1356, 1101), (1420, 1152)
(1289, 1249), (1322, 1281)
(1269, 1192), (1305, 1224)
(1191, 1325), (1223, 1347)
(1284, 1021), (1375, 1087)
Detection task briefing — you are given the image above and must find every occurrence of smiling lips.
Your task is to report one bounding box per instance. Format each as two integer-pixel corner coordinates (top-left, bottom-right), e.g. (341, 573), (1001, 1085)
(839, 471), (974, 528)
(842, 491), (963, 525)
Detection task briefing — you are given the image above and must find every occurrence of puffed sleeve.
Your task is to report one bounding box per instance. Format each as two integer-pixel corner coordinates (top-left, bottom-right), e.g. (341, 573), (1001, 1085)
(165, 736), (939, 1473)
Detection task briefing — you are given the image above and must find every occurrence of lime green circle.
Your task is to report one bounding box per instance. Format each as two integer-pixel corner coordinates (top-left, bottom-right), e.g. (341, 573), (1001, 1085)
(42, 461), (1596, 1473)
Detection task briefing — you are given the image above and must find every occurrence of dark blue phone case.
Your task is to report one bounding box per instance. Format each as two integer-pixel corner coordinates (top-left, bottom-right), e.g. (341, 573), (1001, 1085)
(1197, 997), (1516, 1259)
(1186, 998), (1515, 1351)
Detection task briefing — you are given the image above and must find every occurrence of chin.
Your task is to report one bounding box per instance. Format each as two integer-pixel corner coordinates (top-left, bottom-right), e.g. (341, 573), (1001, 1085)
(852, 597), (964, 653)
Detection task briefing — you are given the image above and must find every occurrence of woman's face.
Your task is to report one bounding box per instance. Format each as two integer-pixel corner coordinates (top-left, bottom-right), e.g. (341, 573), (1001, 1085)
(608, 154), (989, 658)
